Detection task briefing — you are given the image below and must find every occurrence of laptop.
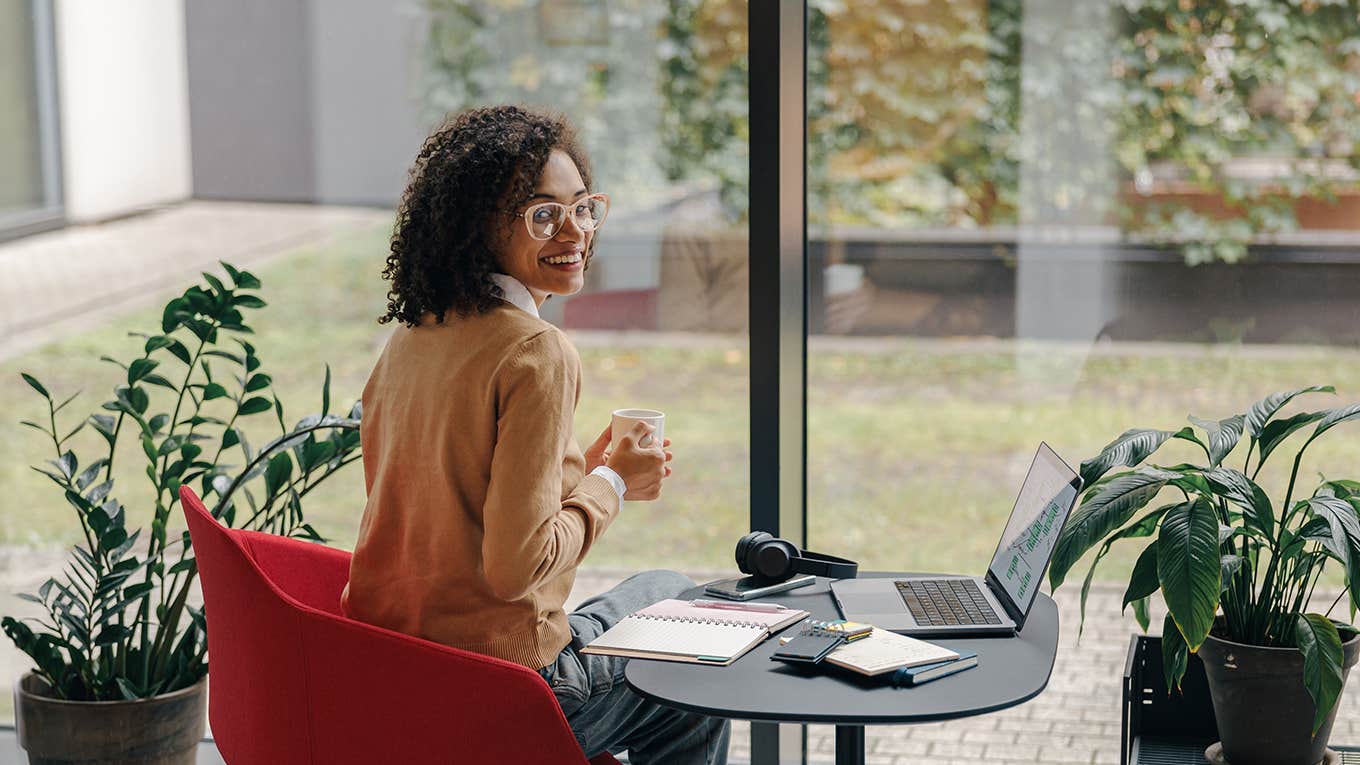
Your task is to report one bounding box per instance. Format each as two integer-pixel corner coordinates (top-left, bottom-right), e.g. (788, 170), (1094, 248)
(830, 442), (1082, 637)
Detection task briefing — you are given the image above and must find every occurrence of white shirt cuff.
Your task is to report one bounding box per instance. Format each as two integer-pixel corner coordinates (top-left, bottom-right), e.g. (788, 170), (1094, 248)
(590, 466), (627, 502)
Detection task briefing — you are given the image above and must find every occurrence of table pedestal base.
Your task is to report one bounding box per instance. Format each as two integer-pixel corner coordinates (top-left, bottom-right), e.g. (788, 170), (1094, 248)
(836, 725), (865, 765)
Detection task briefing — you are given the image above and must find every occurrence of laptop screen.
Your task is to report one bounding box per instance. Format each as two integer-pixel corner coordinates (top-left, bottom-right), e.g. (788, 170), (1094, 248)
(986, 442), (1082, 617)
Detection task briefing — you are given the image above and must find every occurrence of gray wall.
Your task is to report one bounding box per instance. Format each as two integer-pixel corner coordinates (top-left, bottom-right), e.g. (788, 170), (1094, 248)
(186, 0), (315, 202)
(186, 0), (431, 206)
(309, 0), (429, 206)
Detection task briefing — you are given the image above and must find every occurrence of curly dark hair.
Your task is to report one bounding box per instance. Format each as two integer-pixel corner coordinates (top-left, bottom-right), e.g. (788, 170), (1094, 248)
(379, 105), (595, 326)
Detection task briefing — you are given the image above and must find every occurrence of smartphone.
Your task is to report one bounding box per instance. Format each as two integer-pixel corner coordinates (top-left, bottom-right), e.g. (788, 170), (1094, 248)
(703, 574), (817, 601)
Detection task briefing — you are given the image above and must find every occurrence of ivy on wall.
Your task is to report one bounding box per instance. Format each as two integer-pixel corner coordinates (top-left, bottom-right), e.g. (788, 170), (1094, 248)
(419, 0), (1360, 264)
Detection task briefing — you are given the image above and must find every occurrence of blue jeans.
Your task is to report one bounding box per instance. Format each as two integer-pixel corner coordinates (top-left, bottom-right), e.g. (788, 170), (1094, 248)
(538, 570), (731, 765)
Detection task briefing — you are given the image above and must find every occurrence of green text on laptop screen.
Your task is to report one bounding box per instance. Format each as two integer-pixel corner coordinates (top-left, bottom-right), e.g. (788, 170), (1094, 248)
(987, 445), (1080, 612)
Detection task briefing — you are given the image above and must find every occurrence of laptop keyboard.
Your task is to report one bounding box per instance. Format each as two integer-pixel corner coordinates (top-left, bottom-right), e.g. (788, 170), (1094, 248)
(895, 579), (1003, 626)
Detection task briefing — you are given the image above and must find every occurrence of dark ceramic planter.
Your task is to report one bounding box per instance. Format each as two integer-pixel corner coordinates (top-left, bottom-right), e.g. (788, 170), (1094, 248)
(13, 673), (207, 765)
(1198, 628), (1360, 765)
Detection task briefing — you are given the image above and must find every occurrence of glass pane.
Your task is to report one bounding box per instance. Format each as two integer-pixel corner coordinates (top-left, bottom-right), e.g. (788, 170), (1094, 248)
(808, 1), (1360, 760)
(0, 0), (45, 214)
(0, 3), (751, 752)
(416, 0), (751, 571)
(377, 0), (756, 751)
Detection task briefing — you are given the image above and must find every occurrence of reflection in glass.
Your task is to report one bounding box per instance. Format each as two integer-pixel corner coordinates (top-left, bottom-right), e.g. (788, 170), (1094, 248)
(806, 7), (1360, 757)
(0, 0), (44, 214)
(417, 0), (751, 571)
(805, 0), (1360, 630)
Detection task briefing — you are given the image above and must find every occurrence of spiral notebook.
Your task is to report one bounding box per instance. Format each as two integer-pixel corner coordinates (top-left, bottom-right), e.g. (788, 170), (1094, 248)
(581, 599), (809, 665)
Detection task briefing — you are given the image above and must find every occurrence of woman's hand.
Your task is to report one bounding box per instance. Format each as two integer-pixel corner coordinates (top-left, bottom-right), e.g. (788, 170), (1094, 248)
(584, 425), (611, 474)
(586, 423), (673, 482)
(607, 422), (672, 501)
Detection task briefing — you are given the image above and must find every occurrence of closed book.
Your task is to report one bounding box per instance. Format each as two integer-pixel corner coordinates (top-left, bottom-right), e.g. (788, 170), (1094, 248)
(891, 649), (978, 686)
(820, 628), (959, 676)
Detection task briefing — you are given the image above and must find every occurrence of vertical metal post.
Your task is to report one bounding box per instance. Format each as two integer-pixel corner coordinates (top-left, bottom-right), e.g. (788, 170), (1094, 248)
(749, 1), (807, 763)
(835, 726), (865, 765)
(748, 0), (807, 542)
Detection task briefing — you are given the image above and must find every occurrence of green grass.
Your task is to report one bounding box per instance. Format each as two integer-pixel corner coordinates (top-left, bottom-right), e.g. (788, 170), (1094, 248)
(4, 223), (1360, 598)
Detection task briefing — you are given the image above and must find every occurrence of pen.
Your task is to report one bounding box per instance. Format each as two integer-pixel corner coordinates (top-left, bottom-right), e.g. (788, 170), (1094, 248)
(691, 599), (789, 613)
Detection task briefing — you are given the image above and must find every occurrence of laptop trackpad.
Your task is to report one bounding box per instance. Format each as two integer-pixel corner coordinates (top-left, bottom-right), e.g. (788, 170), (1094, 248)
(843, 591), (905, 615)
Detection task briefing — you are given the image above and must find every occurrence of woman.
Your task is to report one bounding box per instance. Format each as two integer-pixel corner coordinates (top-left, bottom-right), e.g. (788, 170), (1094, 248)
(341, 105), (730, 764)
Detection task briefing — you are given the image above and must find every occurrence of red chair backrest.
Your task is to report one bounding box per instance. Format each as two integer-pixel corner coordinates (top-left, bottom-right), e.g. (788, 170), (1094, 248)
(181, 486), (598, 765)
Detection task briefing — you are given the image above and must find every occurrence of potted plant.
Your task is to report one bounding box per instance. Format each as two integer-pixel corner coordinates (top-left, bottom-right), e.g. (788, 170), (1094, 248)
(4, 264), (361, 765)
(1050, 386), (1360, 765)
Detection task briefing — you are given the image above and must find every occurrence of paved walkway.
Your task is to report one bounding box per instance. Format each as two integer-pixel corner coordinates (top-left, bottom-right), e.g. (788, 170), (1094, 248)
(0, 201), (389, 361)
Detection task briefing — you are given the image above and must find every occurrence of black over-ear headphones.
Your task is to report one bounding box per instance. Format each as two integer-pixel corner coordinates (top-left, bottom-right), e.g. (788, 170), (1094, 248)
(735, 532), (859, 584)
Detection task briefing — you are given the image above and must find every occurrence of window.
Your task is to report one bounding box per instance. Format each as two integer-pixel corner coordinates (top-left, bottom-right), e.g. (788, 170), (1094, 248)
(0, 0), (60, 239)
(805, 1), (1360, 757)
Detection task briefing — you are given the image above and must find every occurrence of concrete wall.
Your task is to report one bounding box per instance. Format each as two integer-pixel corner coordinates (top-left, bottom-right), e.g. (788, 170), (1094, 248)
(185, 0), (314, 202)
(186, 0), (430, 206)
(309, 0), (429, 207)
(54, 0), (192, 222)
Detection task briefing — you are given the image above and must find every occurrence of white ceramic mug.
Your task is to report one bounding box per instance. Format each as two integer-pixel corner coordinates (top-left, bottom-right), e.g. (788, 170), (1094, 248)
(610, 408), (665, 452)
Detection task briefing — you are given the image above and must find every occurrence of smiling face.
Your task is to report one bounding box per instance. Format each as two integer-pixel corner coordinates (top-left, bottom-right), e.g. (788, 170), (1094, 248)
(494, 149), (593, 307)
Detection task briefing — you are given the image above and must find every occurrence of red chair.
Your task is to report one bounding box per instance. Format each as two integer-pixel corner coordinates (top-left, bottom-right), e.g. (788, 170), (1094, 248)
(180, 486), (620, 765)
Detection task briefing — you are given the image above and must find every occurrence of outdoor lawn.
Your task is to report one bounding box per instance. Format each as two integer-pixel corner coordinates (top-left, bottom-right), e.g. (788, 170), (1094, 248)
(3, 223), (1360, 593)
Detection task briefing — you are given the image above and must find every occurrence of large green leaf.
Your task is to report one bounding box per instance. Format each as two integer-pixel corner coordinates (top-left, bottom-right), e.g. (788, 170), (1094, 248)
(1131, 596), (1152, 632)
(1306, 497), (1360, 567)
(1310, 403), (1360, 443)
(263, 453), (293, 497)
(1245, 385), (1334, 439)
(1202, 467), (1274, 540)
(1079, 427), (1200, 487)
(1189, 414), (1244, 467)
(1078, 507), (1170, 635)
(1162, 611), (1190, 692)
(1157, 498), (1220, 651)
(1123, 541), (1160, 611)
(1306, 496), (1360, 615)
(1324, 480), (1360, 500)
(1296, 613), (1345, 735)
(1050, 470), (1172, 589)
(1256, 411), (1326, 467)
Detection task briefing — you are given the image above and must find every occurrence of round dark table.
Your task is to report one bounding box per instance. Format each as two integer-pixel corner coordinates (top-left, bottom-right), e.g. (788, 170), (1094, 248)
(624, 573), (1060, 765)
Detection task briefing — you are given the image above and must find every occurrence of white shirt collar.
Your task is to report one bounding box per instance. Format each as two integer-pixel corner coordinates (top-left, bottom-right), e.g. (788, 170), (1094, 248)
(490, 273), (540, 318)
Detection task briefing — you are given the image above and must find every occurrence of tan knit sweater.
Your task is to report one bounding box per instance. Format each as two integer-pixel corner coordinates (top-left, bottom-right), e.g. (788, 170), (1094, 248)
(340, 302), (620, 669)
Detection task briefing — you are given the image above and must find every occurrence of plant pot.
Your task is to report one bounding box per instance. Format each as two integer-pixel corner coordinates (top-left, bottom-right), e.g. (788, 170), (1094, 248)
(1198, 629), (1360, 765)
(13, 673), (207, 765)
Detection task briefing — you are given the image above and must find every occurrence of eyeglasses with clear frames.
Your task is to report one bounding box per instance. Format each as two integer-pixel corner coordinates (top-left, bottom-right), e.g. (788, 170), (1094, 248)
(520, 193), (610, 241)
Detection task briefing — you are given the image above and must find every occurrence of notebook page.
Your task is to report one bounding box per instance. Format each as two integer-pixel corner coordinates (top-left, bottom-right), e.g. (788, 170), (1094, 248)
(824, 628), (959, 675)
(635, 599), (808, 632)
(586, 617), (768, 659)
